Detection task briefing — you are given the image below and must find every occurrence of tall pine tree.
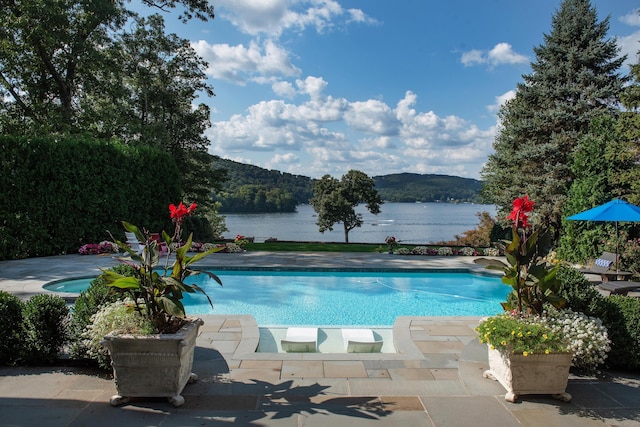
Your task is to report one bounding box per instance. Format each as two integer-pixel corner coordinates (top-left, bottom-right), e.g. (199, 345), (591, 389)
(482, 0), (626, 240)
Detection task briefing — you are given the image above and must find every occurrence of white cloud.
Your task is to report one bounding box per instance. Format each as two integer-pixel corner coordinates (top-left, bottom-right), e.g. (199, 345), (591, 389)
(620, 9), (640, 27)
(207, 88), (496, 179)
(272, 81), (296, 98)
(487, 43), (528, 65)
(461, 49), (485, 66)
(344, 99), (399, 136)
(216, 0), (377, 37)
(461, 43), (528, 67)
(296, 76), (329, 100)
(617, 30), (640, 68)
(487, 90), (516, 112)
(192, 39), (300, 84)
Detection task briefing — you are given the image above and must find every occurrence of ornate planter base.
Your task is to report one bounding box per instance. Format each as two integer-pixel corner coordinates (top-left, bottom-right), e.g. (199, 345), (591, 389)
(102, 318), (203, 407)
(484, 347), (572, 403)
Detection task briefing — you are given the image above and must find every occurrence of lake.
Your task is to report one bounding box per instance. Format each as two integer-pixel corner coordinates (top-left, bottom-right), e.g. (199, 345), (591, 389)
(222, 202), (497, 244)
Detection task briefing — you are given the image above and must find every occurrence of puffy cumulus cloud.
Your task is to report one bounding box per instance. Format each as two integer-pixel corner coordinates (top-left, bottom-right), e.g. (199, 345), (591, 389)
(461, 43), (528, 67)
(208, 87), (496, 179)
(487, 43), (528, 65)
(216, 0), (376, 37)
(620, 9), (640, 26)
(487, 90), (516, 112)
(296, 76), (329, 100)
(192, 39), (300, 84)
(272, 81), (297, 98)
(618, 30), (640, 68)
(344, 99), (399, 136)
(391, 91), (496, 177)
(265, 152), (300, 171)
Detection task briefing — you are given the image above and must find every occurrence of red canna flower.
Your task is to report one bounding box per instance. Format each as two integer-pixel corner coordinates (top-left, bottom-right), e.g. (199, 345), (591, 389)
(507, 195), (534, 228)
(169, 202), (197, 221)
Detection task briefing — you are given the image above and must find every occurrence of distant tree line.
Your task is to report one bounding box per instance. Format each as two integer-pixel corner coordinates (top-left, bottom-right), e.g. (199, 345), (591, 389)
(211, 157), (314, 213)
(210, 158), (485, 212)
(373, 173), (484, 203)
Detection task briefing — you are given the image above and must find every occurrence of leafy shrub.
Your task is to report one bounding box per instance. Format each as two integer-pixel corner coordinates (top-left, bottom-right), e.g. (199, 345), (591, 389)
(68, 265), (135, 360)
(557, 264), (602, 314)
(0, 291), (24, 365)
(396, 247), (411, 255)
(22, 294), (69, 364)
(591, 295), (640, 370)
(83, 300), (155, 369)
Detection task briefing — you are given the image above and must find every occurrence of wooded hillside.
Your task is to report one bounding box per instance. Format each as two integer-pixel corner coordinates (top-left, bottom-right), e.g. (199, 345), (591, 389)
(210, 157), (484, 212)
(373, 173), (483, 203)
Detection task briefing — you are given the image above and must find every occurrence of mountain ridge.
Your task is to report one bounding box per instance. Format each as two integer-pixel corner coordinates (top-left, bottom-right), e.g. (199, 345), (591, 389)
(211, 157), (484, 212)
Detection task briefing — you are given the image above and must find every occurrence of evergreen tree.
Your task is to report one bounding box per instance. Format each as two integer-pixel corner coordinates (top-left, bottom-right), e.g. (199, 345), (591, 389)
(482, 0), (626, 241)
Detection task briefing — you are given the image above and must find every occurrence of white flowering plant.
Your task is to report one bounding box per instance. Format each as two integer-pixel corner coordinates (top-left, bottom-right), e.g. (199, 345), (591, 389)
(82, 300), (155, 369)
(437, 246), (453, 256)
(537, 307), (610, 372)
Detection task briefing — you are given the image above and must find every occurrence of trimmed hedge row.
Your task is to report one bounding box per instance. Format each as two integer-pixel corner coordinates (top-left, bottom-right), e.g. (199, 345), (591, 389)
(0, 135), (182, 259)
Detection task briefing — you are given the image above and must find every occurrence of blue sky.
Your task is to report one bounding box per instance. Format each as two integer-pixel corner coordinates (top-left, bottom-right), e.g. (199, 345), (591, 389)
(159, 1), (639, 180)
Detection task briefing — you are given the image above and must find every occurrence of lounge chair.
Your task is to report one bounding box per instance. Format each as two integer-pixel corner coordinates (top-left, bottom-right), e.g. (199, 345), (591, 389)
(578, 252), (632, 282)
(596, 281), (640, 296)
(281, 327), (318, 352)
(124, 231), (145, 255)
(342, 328), (383, 353)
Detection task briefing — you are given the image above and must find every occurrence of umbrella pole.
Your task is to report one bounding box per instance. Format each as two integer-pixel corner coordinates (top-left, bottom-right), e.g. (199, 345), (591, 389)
(616, 221), (619, 273)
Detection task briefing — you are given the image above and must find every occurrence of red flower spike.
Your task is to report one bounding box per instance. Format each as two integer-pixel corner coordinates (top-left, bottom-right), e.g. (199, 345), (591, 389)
(169, 202), (196, 221)
(507, 195), (534, 228)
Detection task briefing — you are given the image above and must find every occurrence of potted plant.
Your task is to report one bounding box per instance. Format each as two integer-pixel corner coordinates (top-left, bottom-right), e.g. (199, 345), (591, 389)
(99, 202), (223, 407)
(475, 195), (573, 402)
(476, 313), (573, 402)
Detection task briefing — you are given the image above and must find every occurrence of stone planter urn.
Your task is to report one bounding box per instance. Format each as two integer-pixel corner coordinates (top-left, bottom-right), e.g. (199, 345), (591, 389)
(102, 318), (203, 407)
(483, 347), (572, 403)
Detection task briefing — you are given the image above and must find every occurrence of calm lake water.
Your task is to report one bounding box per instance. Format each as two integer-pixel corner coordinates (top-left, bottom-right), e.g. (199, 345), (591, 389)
(222, 202), (497, 244)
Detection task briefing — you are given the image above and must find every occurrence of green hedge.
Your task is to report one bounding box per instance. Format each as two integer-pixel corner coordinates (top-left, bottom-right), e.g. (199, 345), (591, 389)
(0, 291), (24, 365)
(0, 135), (182, 259)
(558, 265), (640, 371)
(0, 291), (68, 365)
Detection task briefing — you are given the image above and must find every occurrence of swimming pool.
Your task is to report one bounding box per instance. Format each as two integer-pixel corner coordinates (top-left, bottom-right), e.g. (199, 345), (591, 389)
(45, 270), (508, 326)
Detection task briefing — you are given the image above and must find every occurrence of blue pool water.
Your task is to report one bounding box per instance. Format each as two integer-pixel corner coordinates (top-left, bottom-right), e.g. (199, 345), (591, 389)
(46, 270), (508, 326)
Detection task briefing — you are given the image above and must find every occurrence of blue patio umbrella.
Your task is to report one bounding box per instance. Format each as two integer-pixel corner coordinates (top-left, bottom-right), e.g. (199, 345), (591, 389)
(567, 199), (640, 270)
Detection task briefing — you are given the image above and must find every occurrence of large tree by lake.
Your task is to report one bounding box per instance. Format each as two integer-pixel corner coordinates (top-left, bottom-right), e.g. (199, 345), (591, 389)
(310, 170), (383, 243)
(481, 0), (627, 241)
